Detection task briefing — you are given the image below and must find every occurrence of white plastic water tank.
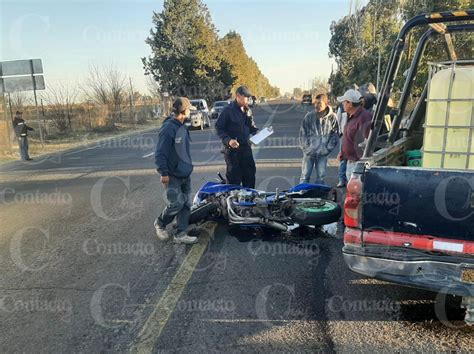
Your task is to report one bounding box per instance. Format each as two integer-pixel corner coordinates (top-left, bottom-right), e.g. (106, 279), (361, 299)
(423, 66), (474, 169)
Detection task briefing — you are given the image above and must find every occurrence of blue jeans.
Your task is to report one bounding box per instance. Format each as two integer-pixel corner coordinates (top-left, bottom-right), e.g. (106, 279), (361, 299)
(346, 161), (356, 182)
(300, 154), (328, 184)
(338, 159), (347, 184)
(338, 139), (347, 184)
(18, 137), (30, 161)
(158, 176), (191, 234)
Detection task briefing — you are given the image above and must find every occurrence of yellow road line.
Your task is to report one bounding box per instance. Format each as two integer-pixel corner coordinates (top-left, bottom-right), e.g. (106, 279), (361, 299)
(130, 222), (217, 353)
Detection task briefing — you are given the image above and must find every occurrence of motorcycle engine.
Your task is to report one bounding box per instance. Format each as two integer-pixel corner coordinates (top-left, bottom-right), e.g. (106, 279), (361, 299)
(236, 190), (255, 204)
(230, 190), (262, 218)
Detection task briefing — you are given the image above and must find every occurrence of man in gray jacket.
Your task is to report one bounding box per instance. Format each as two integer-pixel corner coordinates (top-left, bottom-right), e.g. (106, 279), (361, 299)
(299, 93), (339, 184)
(154, 97), (198, 244)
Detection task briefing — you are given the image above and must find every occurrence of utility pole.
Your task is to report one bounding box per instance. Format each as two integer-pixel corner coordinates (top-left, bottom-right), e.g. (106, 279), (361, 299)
(375, 0), (382, 92)
(129, 77), (135, 123)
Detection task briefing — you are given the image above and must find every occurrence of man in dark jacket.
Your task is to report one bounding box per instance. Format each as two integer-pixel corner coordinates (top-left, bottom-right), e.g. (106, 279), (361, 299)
(215, 85), (259, 188)
(12, 111), (34, 161)
(154, 97), (198, 244)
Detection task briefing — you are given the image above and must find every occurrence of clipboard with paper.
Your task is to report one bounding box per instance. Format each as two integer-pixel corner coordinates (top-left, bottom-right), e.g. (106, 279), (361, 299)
(250, 126), (273, 145)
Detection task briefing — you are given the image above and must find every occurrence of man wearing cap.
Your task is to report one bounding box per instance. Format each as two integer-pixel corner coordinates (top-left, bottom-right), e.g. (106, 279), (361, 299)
(12, 111), (34, 161)
(154, 97), (198, 244)
(216, 85), (259, 188)
(335, 84), (358, 188)
(337, 89), (373, 181)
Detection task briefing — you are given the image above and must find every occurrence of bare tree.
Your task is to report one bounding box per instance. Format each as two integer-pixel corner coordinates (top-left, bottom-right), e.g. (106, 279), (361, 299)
(82, 64), (126, 126)
(106, 67), (126, 123)
(311, 77), (330, 96)
(7, 92), (31, 115)
(146, 75), (162, 98)
(41, 84), (78, 133)
(83, 64), (109, 106)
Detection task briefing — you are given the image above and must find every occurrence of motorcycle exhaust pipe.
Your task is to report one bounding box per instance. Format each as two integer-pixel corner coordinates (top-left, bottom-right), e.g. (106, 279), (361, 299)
(226, 196), (287, 232)
(264, 221), (288, 232)
(229, 217), (288, 232)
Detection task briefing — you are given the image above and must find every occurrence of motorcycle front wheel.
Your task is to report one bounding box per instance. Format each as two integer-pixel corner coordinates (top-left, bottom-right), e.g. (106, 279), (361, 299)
(189, 202), (218, 224)
(289, 200), (341, 226)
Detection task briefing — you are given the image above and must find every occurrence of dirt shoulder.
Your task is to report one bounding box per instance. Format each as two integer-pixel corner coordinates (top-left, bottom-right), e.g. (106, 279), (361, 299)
(0, 120), (162, 164)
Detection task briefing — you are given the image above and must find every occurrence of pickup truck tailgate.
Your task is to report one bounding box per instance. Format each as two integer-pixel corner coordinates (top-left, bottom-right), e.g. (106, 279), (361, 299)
(362, 167), (474, 241)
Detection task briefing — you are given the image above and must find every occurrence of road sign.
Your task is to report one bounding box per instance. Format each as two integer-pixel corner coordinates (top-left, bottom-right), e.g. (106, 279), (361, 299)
(0, 59), (43, 76)
(0, 58), (46, 145)
(0, 75), (45, 93)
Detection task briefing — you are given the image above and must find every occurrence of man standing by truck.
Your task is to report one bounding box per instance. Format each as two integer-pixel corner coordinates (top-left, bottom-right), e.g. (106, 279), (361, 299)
(154, 97), (198, 245)
(337, 89), (372, 181)
(299, 93), (339, 184)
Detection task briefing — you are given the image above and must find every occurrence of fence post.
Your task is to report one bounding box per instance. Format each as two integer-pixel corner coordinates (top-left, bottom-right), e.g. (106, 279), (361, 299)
(0, 94), (13, 151)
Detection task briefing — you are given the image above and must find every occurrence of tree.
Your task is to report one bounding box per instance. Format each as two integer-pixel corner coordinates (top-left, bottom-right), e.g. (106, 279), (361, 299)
(328, 0), (472, 96)
(219, 31), (280, 98)
(328, 0), (401, 96)
(82, 64), (126, 126)
(293, 88), (303, 98)
(142, 0), (234, 102)
(107, 67), (127, 123)
(7, 92), (31, 114)
(146, 75), (162, 98)
(311, 77), (330, 96)
(41, 84), (78, 133)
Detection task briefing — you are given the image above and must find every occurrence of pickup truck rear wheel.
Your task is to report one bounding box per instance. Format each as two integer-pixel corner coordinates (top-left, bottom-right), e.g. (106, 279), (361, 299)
(289, 200), (341, 226)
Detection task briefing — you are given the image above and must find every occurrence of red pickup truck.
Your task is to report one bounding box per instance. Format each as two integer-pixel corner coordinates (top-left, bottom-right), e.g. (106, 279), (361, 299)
(342, 10), (474, 325)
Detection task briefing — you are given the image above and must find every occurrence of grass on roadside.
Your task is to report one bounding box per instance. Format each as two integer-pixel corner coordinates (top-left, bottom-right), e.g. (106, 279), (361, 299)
(0, 120), (163, 164)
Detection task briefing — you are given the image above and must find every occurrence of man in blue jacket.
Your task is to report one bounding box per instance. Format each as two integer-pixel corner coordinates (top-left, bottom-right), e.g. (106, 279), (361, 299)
(154, 97), (198, 244)
(215, 85), (259, 188)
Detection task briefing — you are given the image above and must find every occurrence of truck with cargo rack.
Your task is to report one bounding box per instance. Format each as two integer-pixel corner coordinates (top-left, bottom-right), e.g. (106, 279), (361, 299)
(342, 10), (474, 325)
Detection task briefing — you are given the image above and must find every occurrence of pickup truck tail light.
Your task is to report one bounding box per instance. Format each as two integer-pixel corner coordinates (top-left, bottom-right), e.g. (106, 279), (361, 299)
(344, 174), (363, 228)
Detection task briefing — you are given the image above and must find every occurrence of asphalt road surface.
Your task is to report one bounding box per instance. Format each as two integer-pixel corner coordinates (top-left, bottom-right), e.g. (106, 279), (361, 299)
(0, 100), (472, 352)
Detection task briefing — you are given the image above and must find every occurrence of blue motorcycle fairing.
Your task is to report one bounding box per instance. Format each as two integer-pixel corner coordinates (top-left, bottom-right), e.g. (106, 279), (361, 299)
(232, 201), (256, 207)
(194, 182), (257, 204)
(199, 182), (257, 194)
(287, 183), (331, 193)
(193, 181), (332, 205)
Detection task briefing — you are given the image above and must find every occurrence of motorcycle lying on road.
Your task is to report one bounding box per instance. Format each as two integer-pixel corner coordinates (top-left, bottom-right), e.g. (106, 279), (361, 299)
(189, 173), (341, 232)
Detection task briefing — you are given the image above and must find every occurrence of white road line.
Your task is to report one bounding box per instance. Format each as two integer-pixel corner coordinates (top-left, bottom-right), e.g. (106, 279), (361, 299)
(142, 152), (154, 158)
(142, 145), (302, 158)
(63, 146), (98, 156)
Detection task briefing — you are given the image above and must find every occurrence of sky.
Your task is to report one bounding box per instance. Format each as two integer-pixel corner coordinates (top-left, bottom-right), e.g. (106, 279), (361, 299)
(0, 0), (368, 96)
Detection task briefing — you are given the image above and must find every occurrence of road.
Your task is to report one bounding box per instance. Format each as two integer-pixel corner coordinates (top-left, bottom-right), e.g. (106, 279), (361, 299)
(0, 100), (472, 352)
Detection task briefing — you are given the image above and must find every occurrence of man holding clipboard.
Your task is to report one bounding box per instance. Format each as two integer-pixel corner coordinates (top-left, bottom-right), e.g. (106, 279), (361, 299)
(216, 85), (260, 188)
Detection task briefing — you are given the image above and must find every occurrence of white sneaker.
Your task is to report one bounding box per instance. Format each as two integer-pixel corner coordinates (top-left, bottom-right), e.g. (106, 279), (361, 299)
(173, 233), (198, 244)
(154, 219), (170, 241)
